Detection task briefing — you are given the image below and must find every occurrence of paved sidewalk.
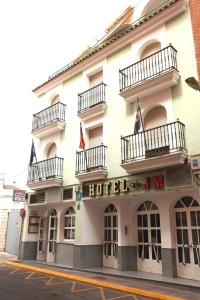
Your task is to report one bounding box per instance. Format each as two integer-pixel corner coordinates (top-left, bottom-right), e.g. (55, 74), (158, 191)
(25, 260), (200, 289)
(0, 252), (17, 262)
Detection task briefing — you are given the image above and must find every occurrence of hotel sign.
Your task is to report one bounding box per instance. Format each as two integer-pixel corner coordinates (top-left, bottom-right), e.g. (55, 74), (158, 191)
(87, 174), (164, 197)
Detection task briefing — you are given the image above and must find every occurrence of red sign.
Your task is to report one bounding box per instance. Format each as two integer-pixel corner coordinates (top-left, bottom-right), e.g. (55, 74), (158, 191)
(20, 208), (26, 218)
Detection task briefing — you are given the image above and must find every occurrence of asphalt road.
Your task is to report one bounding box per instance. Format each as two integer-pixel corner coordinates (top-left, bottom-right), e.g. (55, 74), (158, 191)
(0, 265), (144, 300)
(0, 263), (200, 300)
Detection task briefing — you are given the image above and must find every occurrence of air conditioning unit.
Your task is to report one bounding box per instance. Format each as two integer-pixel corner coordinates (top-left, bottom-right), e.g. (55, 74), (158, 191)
(191, 157), (200, 170)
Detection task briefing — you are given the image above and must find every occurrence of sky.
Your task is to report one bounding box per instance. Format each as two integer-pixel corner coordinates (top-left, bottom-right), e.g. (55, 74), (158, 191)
(0, 0), (141, 188)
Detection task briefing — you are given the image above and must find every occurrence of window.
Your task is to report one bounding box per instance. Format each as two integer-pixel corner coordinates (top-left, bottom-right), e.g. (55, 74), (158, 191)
(47, 143), (57, 158)
(89, 70), (103, 88)
(64, 207), (75, 241)
(28, 216), (40, 233)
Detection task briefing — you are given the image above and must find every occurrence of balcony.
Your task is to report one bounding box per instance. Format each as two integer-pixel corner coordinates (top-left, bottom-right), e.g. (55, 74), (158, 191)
(78, 83), (107, 121)
(32, 102), (66, 138)
(121, 121), (187, 174)
(75, 144), (107, 182)
(27, 157), (64, 190)
(119, 45), (180, 102)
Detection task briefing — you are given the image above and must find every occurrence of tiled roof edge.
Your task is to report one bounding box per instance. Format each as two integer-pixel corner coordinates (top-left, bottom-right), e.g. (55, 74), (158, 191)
(32, 0), (178, 92)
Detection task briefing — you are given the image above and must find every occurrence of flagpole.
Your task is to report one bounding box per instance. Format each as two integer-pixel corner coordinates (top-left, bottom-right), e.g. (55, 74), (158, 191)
(137, 97), (148, 154)
(30, 139), (40, 180)
(79, 123), (88, 172)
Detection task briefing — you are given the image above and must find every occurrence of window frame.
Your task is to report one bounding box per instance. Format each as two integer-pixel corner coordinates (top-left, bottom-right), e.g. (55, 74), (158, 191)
(64, 207), (75, 242)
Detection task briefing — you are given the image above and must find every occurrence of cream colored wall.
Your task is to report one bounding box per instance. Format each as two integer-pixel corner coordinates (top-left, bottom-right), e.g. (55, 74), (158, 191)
(166, 8), (200, 155)
(62, 73), (83, 186)
(29, 1), (200, 249)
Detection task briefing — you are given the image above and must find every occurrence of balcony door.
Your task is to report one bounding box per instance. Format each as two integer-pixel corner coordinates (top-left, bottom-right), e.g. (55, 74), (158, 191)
(87, 126), (103, 170)
(139, 42), (161, 82)
(144, 106), (168, 158)
(137, 201), (162, 274)
(103, 204), (118, 269)
(175, 197), (200, 280)
(47, 209), (57, 263)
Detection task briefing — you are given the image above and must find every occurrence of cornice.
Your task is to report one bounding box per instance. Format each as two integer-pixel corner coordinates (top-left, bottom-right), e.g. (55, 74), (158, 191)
(34, 0), (188, 96)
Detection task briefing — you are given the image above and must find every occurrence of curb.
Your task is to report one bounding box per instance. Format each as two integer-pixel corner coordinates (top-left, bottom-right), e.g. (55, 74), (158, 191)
(4, 261), (186, 300)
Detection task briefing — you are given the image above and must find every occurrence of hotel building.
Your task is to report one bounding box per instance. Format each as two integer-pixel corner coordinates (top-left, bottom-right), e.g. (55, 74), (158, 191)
(21, 0), (200, 281)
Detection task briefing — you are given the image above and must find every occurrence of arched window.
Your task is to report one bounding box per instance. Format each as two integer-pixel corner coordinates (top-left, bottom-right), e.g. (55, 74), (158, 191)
(104, 204), (117, 213)
(140, 42), (161, 60)
(64, 207), (75, 241)
(47, 143), (57, 159)
(51, 95), (59, 105)
(144, 106), (167, 130)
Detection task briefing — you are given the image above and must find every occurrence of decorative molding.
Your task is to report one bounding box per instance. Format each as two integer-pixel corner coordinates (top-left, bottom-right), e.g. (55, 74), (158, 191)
(76, 170), (107, 182)
(32, 120), (66, 139)
(27, 178), (63, 190)
(121, 151), (188, 174)
(34, 0), (188, 96)
(78, 103), (107, 121)
(119, 70), (180, 102)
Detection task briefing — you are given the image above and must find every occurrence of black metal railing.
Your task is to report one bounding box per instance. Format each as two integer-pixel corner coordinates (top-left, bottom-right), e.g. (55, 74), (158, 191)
(27, 157), (64, 183)
(121, 121), (186, 163)
(76, 144), (107, 174)
(78, 83), (106, 113)
(119, 44), (178, 92)
(32, 102), (66, 131)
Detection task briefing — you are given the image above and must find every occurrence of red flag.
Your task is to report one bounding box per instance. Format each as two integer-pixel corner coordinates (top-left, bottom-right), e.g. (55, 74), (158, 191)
(79, 123), (85, 150)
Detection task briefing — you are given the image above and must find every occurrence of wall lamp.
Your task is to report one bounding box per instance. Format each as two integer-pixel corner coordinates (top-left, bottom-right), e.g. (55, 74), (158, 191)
(185, 77), (200, 91)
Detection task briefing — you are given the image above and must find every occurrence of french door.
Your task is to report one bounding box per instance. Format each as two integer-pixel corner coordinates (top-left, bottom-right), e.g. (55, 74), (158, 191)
(137, 201), (162, 274)
(47, 210), (57, 263)
(175, 197), (200, 280)
(103, 204), (118, 269)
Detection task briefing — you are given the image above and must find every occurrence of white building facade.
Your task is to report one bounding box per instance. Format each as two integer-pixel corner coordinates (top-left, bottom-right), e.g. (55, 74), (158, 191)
(22, 0), (200, 281)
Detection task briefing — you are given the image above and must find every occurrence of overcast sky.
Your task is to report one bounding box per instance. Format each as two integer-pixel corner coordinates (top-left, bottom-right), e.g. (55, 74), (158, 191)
(0, 0), (141, 188)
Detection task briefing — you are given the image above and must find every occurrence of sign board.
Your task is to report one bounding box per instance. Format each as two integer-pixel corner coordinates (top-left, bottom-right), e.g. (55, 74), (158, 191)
(76, 191), (82, 202)
(13, 190), (27, 202)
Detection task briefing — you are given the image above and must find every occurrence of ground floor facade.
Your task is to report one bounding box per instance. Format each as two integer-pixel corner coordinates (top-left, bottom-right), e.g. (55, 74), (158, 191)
(21, 164), (200, 281)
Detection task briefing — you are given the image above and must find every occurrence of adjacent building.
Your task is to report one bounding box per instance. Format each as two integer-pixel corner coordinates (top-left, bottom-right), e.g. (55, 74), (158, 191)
(21, 0), (200, 281)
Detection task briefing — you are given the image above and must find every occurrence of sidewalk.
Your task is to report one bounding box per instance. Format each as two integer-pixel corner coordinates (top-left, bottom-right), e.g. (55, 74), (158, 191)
(0, 252), (17, 263)
(29, 260), (200, 289)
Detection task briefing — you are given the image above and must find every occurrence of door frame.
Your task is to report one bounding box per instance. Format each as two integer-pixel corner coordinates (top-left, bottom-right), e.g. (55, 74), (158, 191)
(103, 204), (118, 269)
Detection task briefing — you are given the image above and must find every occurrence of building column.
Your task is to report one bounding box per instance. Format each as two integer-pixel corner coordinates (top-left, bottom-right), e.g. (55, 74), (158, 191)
(118, 199), (137, 271)
(160, 200), (177, 277)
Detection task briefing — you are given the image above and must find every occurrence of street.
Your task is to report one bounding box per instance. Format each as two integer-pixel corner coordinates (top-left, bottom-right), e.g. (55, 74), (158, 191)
(0, 262), (200, 300)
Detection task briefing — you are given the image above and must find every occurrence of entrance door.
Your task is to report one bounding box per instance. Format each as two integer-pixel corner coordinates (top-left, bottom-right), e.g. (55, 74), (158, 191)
(47, 210), (57, 263)
(103, 204), (118, 269)
(175, 196), (200, 280)
(5, 209), (21, 256)
(137, 201), (162, 274)
(0, 210), (8, 252)
(37, 217), (48, 261)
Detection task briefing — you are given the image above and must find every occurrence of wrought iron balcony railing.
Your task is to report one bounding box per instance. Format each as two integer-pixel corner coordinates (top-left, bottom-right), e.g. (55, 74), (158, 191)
(121, 121), (186, 163)
(78, 83), (106, 113)
(32, 102), (66, 131)
(119, 44), (178, 92)
(27, 157), (64, 183)
(76, 144), (107, 174)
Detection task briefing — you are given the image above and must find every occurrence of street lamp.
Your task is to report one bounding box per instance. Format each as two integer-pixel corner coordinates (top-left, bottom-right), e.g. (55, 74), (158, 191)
(185, 77), (200, 91)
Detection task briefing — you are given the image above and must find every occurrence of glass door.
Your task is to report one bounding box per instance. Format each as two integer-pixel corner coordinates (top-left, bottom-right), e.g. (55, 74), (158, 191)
(175, 197), (200, 280)
(137, 201), (162, 274)
(47, 210), (57, 263)
(103, 204), (118, 269)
